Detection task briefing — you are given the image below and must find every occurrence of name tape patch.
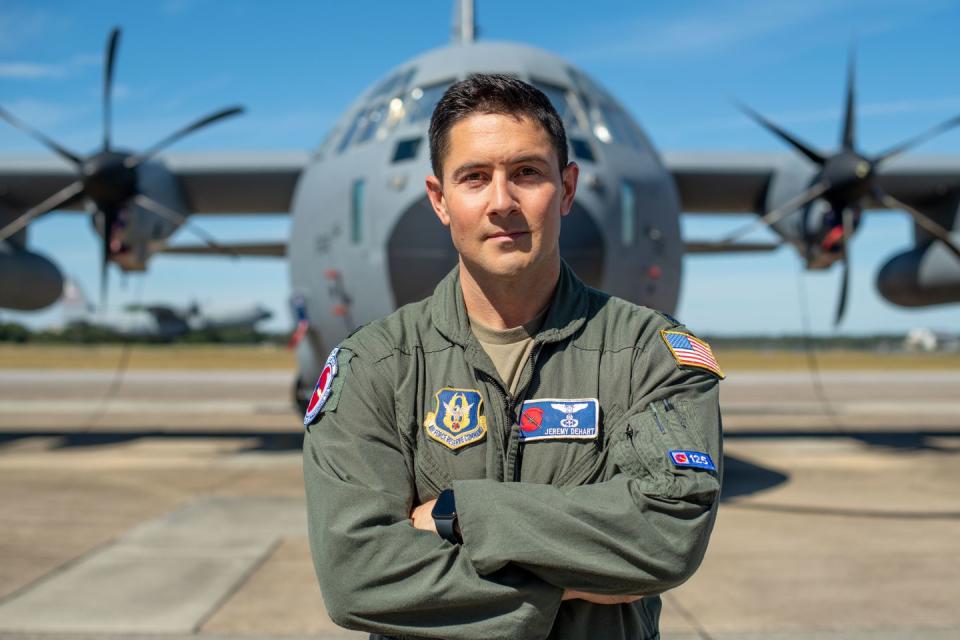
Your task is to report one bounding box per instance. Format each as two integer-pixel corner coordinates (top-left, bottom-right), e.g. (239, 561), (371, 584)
(669, 450), (716, 471)
(519, 398), (599, 442)
(424, 388), (488, 450)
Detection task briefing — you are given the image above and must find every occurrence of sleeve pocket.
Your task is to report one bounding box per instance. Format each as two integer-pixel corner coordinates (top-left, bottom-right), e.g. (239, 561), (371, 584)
(612, 399), (720, 506)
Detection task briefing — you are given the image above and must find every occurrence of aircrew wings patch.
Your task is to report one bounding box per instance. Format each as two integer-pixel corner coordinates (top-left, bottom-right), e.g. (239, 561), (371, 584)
(660, 330), (725, 379)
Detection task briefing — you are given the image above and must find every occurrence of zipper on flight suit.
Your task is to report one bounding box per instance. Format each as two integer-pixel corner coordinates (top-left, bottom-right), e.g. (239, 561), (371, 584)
(510, 344), (541, 482)
(476, 370), (510, 481)
(475, 344), (541, 483)
(649, 402), (667, 434)
(662, 396), (688, 429)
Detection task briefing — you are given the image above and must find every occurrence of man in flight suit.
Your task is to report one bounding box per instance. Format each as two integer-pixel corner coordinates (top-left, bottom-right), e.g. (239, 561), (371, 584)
(303, 74), (724, 640)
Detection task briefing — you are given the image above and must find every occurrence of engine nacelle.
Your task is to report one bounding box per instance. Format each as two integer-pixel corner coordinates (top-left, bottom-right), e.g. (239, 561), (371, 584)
(877, 241), (960, 307)
(0, 244), (64, 310)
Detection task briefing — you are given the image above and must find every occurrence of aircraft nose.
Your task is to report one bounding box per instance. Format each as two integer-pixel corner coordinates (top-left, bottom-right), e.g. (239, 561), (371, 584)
(387, 196), (605, 307)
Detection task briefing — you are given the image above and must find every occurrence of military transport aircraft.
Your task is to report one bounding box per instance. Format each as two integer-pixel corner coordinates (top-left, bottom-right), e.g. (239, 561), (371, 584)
(59, 279), (272, 340)
(1, 0), (959, 410)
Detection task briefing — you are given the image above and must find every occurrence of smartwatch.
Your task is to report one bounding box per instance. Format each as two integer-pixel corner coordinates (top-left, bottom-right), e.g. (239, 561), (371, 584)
(431, 489), (460, 543)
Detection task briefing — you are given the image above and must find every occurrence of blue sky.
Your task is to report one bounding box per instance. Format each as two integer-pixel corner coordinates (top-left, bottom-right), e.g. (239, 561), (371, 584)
(1, 0), (959, 336)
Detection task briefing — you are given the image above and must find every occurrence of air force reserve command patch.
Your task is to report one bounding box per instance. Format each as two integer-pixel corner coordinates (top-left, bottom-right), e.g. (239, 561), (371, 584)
(519, 398), (599, 442)
(303, 347), (340, 427)
(660, 330), (725, 379)
(424, 388), (487, 450)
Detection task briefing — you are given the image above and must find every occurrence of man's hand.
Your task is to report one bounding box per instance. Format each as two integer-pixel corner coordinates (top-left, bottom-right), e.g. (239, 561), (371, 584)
(411, 498), (438, 534)
(561, 589), (643, 605)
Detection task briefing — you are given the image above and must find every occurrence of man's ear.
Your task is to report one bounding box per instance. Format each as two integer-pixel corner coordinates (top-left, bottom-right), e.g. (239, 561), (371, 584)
(560, 162), (579, 217)
(425, 175), (450, 226)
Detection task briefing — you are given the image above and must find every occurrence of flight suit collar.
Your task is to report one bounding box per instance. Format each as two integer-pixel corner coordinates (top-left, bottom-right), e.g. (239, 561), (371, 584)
(430, 260), (590, 350)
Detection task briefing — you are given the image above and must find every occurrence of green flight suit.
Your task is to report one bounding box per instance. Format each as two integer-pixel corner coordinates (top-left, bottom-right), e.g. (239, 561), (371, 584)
(303, 261), (723, 640)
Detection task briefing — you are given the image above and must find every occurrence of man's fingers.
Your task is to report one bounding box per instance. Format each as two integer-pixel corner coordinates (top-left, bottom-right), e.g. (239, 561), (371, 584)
(409, 499), (438, 533)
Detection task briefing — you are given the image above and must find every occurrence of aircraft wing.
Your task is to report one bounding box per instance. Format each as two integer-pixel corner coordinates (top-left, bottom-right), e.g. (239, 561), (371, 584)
(663, 152), (782, 214)
(684, 240), (781, 254)
(160, 242), (287, 257)
(664, 151), (960, 214)
(0, 151), (309, 214)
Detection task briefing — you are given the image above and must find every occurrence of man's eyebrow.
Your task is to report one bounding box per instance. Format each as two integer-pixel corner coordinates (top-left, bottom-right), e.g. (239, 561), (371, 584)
(451, 162), (490, 181)
(510, 154), (551, 166)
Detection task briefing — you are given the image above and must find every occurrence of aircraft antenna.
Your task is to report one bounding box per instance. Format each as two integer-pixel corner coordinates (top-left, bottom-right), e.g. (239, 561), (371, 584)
(452, 0), (476, 44)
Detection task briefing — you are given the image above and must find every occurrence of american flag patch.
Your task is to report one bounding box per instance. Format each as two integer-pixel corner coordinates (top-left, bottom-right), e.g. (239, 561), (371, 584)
(660, 330), (725, 379)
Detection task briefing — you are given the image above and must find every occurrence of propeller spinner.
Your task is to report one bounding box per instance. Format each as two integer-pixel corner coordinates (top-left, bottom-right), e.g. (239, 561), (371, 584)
(0, 27), (244, 307)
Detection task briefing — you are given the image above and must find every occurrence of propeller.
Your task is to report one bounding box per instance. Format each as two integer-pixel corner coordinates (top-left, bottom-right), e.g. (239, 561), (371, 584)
(729, 46), (960, 325)
(0, 26), (245, 307)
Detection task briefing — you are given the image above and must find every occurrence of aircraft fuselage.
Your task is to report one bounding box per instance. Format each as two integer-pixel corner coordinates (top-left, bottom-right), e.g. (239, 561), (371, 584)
(288, 42), (683, 400)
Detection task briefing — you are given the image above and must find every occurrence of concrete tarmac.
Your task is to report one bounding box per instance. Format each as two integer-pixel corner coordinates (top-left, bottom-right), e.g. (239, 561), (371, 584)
(0, 368), (958, 639)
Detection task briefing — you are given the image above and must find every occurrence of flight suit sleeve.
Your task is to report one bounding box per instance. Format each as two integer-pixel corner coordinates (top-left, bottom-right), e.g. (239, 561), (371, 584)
(453, 332), (722, 596)
(303, 350), (563, 639)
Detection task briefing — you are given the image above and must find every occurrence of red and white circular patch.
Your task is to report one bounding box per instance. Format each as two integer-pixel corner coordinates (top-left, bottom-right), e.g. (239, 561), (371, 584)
(303, 347), (340, 426)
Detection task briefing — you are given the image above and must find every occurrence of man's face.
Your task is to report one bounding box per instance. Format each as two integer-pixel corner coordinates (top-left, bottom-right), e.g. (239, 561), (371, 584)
(426, 113), (578, 280)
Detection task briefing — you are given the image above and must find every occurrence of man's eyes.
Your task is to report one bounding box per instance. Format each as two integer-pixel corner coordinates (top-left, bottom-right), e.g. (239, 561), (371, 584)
(516, 166), (543, 178)
(458, 166), (543, 184)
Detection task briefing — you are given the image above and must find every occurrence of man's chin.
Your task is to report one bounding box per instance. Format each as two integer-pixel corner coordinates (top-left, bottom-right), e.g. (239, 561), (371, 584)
(465, 255), (533, 280)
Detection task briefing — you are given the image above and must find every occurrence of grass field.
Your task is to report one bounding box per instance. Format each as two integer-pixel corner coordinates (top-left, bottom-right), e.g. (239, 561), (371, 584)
(1, 344), (959, 370)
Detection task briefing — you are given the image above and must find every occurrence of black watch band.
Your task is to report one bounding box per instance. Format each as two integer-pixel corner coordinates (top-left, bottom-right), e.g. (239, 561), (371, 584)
(432, 489), (460, 543)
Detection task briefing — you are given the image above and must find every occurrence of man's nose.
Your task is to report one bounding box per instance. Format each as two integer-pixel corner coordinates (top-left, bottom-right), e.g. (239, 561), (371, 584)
(487, 172), (518, 217)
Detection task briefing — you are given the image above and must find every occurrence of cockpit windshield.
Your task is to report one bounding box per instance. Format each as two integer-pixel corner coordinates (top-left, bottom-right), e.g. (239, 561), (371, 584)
(564, 67), (649, 153)
(336, 72), (456, 154)
(530, 80), (581, 129)
(404, 81), (453, 124)
(337, 68), (420, 153)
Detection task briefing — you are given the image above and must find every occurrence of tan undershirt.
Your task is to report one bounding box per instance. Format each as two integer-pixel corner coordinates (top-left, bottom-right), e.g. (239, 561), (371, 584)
(469, 306), (548, 396)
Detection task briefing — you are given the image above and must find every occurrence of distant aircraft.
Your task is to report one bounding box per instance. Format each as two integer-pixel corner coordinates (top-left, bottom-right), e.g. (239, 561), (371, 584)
(61, 279), (271, 340)
(1, 0), (958, 411)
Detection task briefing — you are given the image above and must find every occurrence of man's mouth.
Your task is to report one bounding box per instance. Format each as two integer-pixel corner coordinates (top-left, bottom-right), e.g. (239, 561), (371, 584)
(485, 230), (530, 240)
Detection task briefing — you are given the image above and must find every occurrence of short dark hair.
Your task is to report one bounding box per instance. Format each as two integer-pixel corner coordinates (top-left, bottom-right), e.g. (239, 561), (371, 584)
(428, 73), (568, 179)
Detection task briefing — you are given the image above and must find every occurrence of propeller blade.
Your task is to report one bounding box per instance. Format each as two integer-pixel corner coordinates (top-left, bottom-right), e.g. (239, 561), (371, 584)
(876, 190), (960, 261)
(0, 105), (82, 166)
(719, 180), (830, 246)
(133, 194), (238, 258)
(736, 101), (826, 165)
(125, 106), (245, 168)
(841, 47), (857, 151)
(874, 113), (960, 165)
(0, 181), (85, 242)
(834, 208), (856, 326)
(100, 209), (117, 309)
(103, 27), (120, 152)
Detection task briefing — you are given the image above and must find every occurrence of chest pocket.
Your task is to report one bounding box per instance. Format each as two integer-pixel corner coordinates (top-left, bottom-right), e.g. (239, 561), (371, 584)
(515, 398), (605, 486)
(411, 387), (489, 499)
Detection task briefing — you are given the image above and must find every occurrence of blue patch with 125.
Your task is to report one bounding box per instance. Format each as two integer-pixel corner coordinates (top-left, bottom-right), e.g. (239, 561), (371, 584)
(668, 450), (716, 471)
